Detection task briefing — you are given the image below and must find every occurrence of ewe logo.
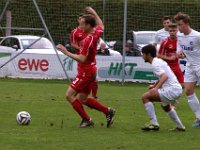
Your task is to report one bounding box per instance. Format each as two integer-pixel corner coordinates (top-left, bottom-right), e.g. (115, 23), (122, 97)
(18, 58), (49, 72)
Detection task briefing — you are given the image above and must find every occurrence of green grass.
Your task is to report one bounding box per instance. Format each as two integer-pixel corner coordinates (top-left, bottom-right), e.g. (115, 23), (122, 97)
(0, 78), (200, 150)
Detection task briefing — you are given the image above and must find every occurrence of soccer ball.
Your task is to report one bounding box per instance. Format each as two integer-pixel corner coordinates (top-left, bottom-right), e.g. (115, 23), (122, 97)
(16, 111), (31, 125)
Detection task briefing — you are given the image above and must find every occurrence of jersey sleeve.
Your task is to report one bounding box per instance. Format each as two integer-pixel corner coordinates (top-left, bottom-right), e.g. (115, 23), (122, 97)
(80, 36), (93, 56)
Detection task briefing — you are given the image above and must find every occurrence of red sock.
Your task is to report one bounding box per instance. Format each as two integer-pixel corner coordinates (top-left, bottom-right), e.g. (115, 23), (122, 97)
(71, 99), (90, 120)
(92, 80), (98, 98)
(86, 98), (109, 114)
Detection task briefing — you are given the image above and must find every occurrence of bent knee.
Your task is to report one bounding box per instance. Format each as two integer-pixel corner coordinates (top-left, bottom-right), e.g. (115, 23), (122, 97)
(141, 93), (149, 104)
(185, 89), (194, 96)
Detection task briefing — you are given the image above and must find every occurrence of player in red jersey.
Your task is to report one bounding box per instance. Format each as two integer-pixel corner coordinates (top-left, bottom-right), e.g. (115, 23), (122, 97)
(57, 7), (115, 128)
(70, 13), (99, 99)
(157, 23), (184, 87)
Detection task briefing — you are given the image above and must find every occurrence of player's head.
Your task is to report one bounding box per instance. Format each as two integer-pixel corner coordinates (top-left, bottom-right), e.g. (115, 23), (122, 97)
(80, 14), (96, 33)
(174, 12), (191, 33)
(141, 44), (157, 63)
(162, 16), (172, 31)
(168, 23), (178, 39)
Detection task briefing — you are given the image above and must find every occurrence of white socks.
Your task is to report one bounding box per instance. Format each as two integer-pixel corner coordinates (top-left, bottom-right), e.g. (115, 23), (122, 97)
(168, 109), (185, 129)
(187, 93), (200, 120)
(144, 102), (159, 126)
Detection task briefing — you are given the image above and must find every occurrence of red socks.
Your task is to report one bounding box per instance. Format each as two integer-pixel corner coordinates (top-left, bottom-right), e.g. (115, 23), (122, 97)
(85, 98), (109, 114)
(91, 80), (98, 98)
(71, 99), (90, 120)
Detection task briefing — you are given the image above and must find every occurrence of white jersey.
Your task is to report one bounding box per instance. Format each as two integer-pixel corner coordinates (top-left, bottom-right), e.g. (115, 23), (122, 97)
(152, 57), (181, 88)
(154, 28), (169, 45)
(177, 29), (200, 66)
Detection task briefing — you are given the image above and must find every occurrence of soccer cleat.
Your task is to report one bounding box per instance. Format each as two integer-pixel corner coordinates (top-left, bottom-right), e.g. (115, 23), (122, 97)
(169, 127), (186, 132)
(192, 119), (200, 127)
(106, 108), (116, 128)
(79, 118), (94, 128)
(141, 123), (159, 131)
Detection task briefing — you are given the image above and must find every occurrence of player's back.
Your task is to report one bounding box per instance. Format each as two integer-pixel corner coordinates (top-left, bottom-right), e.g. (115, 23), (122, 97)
(152, 57), (181, 88)
(177, 29), (200, 66)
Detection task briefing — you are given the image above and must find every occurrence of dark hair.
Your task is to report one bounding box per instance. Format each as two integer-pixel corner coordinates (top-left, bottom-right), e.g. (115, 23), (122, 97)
(82, 14), (96, 27)
(174, 12), (191, 25)
(168, 23), (177, 28)
(141, 44), (157, 57)
(162, 16), (172, 21)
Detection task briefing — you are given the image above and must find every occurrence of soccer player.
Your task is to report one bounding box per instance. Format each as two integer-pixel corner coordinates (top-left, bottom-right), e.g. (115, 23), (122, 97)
(140, 44), (185, 131)
(157, 23), (184, 86)
(70, 13), (98, 99)
(56, 7), (115, 128)
(154, 16), (172, 47)
(175, 12), (200, 127)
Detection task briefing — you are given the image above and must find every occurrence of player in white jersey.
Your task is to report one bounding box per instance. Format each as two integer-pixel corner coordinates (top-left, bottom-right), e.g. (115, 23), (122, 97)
(140, 44), (185, 131)
(154, 16), (172, 47)
(175, 12), (200, 127)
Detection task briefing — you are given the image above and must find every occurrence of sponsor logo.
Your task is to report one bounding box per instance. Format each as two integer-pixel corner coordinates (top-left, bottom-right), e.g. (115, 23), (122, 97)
(18, 58), (49, 72)
(98, 62), (157, 80)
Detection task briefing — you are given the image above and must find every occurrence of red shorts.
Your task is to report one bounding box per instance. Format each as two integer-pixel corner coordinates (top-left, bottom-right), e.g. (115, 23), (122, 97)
(170, 66), (184, 84)
(70, 66), (97, 95)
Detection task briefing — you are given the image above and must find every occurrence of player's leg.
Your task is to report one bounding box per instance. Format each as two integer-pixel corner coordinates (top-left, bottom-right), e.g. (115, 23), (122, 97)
(81, 79), (115, 128)
(91, 79), (98, 99)
(162, 104), (185, 131)
(141, 89), (161, 131)
(66, 76), (92, 127)
(76, 92), (94, 128)
(184, 66), (200, 126)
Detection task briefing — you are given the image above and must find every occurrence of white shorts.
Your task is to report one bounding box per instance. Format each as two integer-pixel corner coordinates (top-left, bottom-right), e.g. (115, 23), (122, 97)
(158, 86), (182, 106)
(184, 65), (200, 82)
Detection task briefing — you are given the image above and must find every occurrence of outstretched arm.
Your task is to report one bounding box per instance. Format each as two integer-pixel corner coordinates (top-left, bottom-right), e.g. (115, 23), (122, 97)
(85, 7), (104, 30)
(56, 44), (87, 64)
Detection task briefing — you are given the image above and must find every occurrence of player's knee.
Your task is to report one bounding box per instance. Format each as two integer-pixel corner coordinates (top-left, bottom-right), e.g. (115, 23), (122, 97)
(161, 105), (171, 112)
(185, 89), (194, 96)
(141, 94), (149, 104)
(65, 92), (73, 102)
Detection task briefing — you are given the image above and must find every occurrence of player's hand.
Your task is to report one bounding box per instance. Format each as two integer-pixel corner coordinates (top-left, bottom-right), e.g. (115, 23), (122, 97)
(149, 87), (158, 95)
(56, 44), (67, 53)
(177, 51), (185, 59)
(148, 85), (155, 90)
(85, 7), (97, 15)
(169, 55), (177, 61)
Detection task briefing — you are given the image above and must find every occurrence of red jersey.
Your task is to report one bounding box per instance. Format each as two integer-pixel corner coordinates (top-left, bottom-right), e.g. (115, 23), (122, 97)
(78, 26), (103, 71)
(158, 37), (179, 67)
(70, 27), (87, 54)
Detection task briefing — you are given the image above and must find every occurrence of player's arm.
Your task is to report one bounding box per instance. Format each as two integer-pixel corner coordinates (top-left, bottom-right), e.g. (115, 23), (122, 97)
(176, 40), (185, 58)
(71, 43), (80, 50)
(85, 7), (104, 30)
(56, 44), (87, 63)
(155, 73), (168, 89)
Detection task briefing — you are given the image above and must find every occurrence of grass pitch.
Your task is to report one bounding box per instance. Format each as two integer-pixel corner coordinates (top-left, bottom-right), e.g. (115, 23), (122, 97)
(0, 78), (200, 150)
